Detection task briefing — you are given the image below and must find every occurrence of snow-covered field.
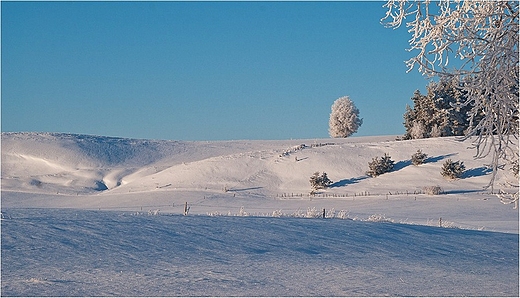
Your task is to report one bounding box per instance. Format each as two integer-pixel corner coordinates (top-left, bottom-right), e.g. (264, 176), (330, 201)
(1, 132), (518, 296)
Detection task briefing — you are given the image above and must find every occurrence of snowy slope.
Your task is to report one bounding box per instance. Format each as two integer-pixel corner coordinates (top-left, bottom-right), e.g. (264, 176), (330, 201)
(1, 208), (518, 297)
(2, 132), (516, 196)
(2, 132), (517, 232)
(1, 132), (518, 296)
(1, 132), (282, 194)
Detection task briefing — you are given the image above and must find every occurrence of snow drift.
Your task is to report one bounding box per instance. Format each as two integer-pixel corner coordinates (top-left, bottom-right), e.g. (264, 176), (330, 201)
(1, 208), (518, 296)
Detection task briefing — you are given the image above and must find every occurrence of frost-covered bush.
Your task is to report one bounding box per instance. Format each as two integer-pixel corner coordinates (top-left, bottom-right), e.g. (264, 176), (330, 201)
(271, 209), (283, 217)
(326, 208), (336, 219)
(366, 153), (394, 177)
(441, 159), (466, 179)
(147, 209), (160, 216)
(290, 207), (323, 218)
(238, 206), (248, 217)
(423, 185), (443, 195)
(366, 214), (393, 223)
(411, 149), (428, 165)
(336, 210), (350, 219)
(309, 172), (333, 190)
(328, 96), (363, 138)
(410, 120), (427, 139)
(306, 207), (322, 218)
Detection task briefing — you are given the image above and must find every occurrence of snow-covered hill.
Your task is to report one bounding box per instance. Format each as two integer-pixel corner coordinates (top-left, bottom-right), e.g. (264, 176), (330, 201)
(2, 133), (518, 232)
(1, 132), (279, 193)
(2, 132), (518, 232)
(1, 132), (518, 296)
(2, 132), (516, 196)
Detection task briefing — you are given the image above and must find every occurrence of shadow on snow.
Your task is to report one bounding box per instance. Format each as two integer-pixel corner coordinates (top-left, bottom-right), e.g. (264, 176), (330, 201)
(462, 166), (492, 179)
(425, 153), (458, 163)
(391, 153), (460, 173)
(393, 160), (412, 172)
(330, 176), (369, 188)
(228, 187), (264, 192)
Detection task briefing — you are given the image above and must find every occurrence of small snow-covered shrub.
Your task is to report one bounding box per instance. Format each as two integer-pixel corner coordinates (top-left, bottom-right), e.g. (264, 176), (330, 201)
(366, 214), (393, 223)
(271, 209), (283, 217)
(336, 210), (350, 219)
(366, 153), (394, 177)
(291, 209), (305, 218)
(430, 124), (443, 138)
(306, 207), (322, 218)
(148, 209), (160, 216)
(238, 206), (248, 217)
(310, 172), (333, 190)
(411, 149), (428, 165)
(427, 218), (457, 229)
(326, 208), (336, 219)
(441, 159), (465, 179)
(423, 185), (443, 195)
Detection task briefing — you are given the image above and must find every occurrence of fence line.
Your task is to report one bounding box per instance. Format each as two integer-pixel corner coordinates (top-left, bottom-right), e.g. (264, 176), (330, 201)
(276, 189), (499, 199)
(108, 204), (490, 232)
(89, 188), (506, 215)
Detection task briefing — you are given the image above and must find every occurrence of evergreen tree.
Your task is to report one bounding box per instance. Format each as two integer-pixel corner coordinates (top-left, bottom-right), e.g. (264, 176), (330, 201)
(366, 153), (395, 177)
(402, 80), (481, 140)
(383, 1), (519, 188)
(441, 159), (466, 179)
(411, 149), (428, 165)
(310, 172), (333, 190)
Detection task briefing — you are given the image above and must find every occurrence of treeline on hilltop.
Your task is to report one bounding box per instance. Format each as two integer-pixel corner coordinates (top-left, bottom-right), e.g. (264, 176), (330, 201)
(403, 80), (479, 140)
(402, 79), (519, 140)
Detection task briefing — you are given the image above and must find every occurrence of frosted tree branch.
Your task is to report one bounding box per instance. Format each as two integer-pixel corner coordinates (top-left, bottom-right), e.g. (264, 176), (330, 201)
(382, 0), (519, 189)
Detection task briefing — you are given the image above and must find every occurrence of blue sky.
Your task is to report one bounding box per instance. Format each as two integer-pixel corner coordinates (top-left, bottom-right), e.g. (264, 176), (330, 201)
(2, 1), (429, 141)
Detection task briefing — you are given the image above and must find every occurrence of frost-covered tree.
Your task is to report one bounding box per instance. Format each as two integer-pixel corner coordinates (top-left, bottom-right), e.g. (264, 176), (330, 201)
(410, 120), (427, 139)
(310, 172), (333, 190)
(383, 1), (519, 188)
(366, 153), (395, 177)
(441, 159), (466, 179)
(329, 96), (363, 138)
(403, 80), (480, 140)
(412, 149), (428, 165)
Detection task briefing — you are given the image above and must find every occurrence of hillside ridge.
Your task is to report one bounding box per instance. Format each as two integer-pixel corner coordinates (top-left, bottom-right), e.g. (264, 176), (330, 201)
(2, 132), (515, 197)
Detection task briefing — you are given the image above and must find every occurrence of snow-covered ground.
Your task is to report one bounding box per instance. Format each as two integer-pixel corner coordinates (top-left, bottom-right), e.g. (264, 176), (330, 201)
(1, 132), (518, 296)
(2, 208), (518, 297)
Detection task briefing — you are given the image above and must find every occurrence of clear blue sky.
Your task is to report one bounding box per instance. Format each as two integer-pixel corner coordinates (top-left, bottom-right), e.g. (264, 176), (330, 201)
(2, 1), (429, 141)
